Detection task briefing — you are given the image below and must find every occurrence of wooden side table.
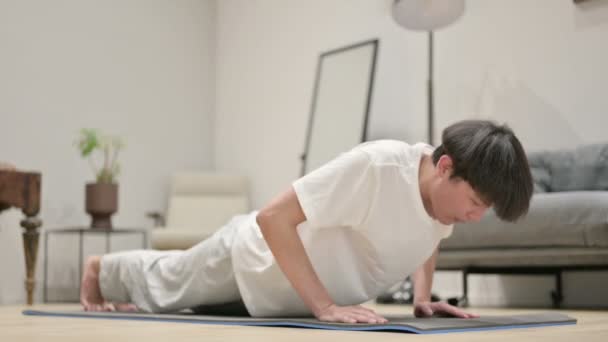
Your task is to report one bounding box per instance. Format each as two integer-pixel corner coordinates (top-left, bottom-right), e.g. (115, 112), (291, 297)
(43, 227), (148, 303)
(0, 170), (42, 305)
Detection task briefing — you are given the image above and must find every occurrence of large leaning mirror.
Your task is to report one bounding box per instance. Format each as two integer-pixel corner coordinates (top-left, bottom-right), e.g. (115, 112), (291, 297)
(301, 39), (379, 176)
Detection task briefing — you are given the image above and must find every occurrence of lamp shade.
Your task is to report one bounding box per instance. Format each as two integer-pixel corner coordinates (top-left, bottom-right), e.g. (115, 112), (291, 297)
(392, 0), (465, 31)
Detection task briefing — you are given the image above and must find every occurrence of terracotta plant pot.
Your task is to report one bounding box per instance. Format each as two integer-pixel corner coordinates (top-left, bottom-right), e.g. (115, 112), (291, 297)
(85, 182), (118, 229)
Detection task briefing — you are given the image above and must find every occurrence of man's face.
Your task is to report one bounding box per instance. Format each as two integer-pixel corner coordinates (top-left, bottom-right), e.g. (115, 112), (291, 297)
(429, 156), (490, 225)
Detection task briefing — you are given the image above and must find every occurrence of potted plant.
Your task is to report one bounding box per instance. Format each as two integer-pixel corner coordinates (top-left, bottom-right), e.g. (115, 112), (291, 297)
(75, 129), (124, 229)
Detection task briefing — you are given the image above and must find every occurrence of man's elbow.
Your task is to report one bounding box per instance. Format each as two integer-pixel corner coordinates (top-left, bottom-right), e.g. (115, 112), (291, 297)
(256, 208), (278, 233)
(256, 187), (306, 232)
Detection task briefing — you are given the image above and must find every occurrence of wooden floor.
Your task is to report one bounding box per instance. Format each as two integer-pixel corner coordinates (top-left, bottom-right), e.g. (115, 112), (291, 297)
(2, 303), (608, 342)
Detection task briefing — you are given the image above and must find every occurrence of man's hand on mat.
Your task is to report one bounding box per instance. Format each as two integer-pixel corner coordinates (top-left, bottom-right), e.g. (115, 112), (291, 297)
(315, 304), (389, 324)
(413, 301), (479, 319)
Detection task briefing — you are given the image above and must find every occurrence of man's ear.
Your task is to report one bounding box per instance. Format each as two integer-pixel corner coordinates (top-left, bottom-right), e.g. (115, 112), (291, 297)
(437, 155), (453, 178)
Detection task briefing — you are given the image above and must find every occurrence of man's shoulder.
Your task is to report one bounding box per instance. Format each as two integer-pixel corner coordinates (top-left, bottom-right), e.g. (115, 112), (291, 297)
(354, 139), (409, 154)
(354, 140), (424, 166)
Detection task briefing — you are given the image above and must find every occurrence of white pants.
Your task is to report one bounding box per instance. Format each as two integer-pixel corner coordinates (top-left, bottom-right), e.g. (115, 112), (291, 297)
(99, 215), (246, 313)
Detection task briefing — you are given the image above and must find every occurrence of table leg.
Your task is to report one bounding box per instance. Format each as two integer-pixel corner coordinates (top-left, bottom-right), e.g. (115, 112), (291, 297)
(78, 230), (83, 300)
(21, 215), (42, 305)
(43, 230), (48, 303)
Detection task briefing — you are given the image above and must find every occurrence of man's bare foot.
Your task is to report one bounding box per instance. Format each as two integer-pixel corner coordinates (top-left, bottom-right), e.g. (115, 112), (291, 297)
(81, 255), (103, 311)
(80, 255), (140, 312)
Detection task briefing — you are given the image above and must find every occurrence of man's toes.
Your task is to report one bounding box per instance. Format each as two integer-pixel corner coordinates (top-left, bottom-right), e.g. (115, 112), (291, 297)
(114, 303), (139, 312)
(83, 303), (101, 312)
(102, 302), (116, 312)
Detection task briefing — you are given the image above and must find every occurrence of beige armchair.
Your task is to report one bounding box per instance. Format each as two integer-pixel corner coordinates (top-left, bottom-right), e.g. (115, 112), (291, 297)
(148, 172), (250, 250)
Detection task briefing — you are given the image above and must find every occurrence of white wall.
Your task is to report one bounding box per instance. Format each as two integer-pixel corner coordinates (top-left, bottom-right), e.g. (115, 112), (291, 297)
(215, 0), (428, 208)
(0, 0), (216, 304)
(435, 0), (608, 150)
(215, 0), (608, 308)
(216, 0), (608, 207)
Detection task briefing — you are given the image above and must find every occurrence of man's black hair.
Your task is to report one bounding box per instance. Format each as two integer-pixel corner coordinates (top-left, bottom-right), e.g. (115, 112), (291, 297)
(432, 120), (533, 222)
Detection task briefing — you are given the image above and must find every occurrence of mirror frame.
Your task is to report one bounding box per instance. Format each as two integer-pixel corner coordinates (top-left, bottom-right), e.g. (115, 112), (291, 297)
(300, 39), (379, 176)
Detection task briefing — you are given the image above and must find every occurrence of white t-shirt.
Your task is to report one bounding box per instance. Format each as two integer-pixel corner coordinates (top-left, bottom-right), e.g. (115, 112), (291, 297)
(231, 140), (453, 317)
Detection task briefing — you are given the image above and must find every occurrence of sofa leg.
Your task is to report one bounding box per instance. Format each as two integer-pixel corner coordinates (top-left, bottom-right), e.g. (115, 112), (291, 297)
(460, 269), (469, 307)
(551, 271), (563, 308)
(447, 269), (469, 307)
(448, 296), (469, 307)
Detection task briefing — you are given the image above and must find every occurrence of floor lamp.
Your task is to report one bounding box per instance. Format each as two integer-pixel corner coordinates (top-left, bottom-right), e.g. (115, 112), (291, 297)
(376, 0), (466, 306)
(392, 0), (465, 144)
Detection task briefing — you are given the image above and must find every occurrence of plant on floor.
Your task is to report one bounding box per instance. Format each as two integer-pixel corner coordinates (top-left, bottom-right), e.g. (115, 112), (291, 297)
(75, 128), (125, 183)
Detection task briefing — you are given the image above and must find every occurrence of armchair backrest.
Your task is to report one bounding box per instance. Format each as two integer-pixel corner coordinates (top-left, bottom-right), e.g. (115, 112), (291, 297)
(165, 172), (250, 235)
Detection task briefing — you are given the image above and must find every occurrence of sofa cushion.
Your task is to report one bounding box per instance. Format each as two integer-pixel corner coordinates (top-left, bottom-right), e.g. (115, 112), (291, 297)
(166, 195), (248, 234)
(528, 143), (608, 192)
(530, 167), (551, 193)
(441, 192), (608, 250)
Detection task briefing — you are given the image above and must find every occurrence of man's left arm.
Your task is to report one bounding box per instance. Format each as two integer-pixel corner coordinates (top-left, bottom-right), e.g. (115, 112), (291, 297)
(412, 247), (479, 318)
(412, 247), (438, 305)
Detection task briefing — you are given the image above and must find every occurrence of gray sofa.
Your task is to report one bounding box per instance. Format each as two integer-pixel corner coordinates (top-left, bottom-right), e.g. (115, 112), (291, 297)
(437, 143), (608, 307)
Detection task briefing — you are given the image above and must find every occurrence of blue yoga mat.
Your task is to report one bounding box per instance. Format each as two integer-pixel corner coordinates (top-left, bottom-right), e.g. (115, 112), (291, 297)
(22, 309), (576, 334)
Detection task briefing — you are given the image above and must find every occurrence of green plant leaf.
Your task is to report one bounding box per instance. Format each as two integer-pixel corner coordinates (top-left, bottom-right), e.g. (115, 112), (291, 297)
(77, 128), (100, 157)
(77, 128), (124, 183)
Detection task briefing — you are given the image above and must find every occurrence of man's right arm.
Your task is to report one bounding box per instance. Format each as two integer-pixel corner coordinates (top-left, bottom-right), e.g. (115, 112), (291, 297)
(256, 186), (387, 324)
